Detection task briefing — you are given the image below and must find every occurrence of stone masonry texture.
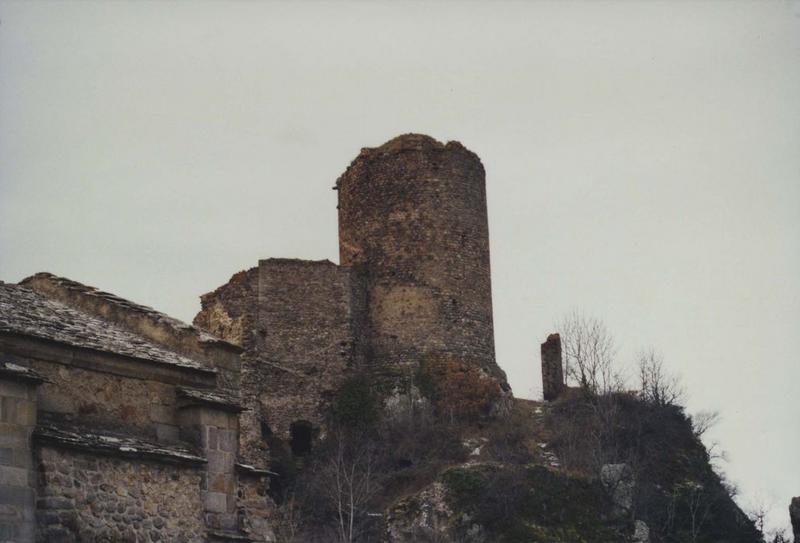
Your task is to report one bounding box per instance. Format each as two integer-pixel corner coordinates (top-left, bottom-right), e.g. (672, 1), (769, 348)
(337, 134), (507, 384)
(36, 446), (206, 542)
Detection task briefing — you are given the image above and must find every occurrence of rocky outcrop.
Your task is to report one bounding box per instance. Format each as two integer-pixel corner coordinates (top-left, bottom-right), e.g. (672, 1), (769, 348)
(385, 480), (485, 543)
(600, 463), (635, 514)
(633, 520), (650, 543)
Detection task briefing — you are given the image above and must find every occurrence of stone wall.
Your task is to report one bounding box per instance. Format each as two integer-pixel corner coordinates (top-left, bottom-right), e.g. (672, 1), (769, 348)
(337, 134), (506, 385)
(194, 260), (366, 465)
(254, 259), (365, 440)
(24, 357), (181, 443)
(35, 446), (205, 542)
(0, 365), (41, 543)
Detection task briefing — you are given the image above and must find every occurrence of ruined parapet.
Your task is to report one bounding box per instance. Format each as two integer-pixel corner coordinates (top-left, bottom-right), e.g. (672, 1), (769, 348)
(541, 333), (565, 401)
(337, 134), (506, 386)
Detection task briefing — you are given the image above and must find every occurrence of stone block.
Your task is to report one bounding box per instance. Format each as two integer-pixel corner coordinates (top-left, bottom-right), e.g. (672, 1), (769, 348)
(0, 466), (28, 487)
(0, 398), (15, 424)
(218, 429), (237, 452)
(208, 474), (234, 495)
(149, 404), (174, 425)
(36, 496), (73, 510)
(206, 450), (233, 474)
(0, 449), (12, 467)
(205, 491), (227, 513)
(0, 381), (30, 400)
(13, 400), (36, 427)
(155, 423), (179, 443)
(0, 485), (32, 506)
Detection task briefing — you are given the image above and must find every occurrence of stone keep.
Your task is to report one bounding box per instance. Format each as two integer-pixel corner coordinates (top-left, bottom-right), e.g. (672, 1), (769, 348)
(337, 134), (505, 382)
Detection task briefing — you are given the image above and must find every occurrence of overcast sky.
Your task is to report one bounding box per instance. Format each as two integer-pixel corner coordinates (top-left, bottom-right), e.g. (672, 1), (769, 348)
(1, 0), (798, 531)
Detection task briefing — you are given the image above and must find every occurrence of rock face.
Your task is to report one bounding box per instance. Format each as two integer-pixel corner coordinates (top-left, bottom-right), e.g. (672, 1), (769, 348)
(385, 481), (485, 543)
(791, 497), (800, 543)
(337, 134), (506, 384)
(540, 333), (565, 401)
(633, 520), (650, 543)
(600, 463), (635, 514)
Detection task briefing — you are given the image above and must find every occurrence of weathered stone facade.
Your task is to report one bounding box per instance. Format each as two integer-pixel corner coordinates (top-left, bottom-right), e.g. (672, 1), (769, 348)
(35, 446), (206, 542)
(0, 278), (275, 542)
(540, 333), (565, 401)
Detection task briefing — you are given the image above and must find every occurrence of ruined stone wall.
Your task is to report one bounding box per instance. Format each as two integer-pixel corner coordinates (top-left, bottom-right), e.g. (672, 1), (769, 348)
(194, 260), (366, 465)
(35, 446), (205, 542)
(194, 268), (258, 351)
(254, 259), (365, 440)
(337, 134), (506, 385)
(541, 333), (565, 401)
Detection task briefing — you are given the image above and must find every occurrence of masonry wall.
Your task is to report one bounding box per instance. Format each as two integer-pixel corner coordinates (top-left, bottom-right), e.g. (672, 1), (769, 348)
(35, 447), (205, 542)
(337, 134), (506, 384)
(7, 351), (190, 446)
(194, 260), (366, 465)
(0, 376), (38, 542)
(254, 259), (365, 440)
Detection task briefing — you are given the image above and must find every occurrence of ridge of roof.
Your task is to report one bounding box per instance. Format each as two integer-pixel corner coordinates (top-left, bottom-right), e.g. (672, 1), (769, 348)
(0, 282), (215, 374)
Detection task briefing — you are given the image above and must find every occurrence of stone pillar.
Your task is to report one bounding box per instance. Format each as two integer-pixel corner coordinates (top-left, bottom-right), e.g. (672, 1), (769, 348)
(540, 333), (565, 401)
(0, 363), (43, 543)
(790, 496), (799, 543)
(178, 403), (241, 534)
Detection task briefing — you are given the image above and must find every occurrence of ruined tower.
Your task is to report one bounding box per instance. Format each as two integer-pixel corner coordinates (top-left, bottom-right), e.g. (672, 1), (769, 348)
(337, 134), (506, 383)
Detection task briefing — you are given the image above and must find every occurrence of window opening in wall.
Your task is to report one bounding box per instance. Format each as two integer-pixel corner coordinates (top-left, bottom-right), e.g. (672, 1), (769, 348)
(289, 420), (313, 456)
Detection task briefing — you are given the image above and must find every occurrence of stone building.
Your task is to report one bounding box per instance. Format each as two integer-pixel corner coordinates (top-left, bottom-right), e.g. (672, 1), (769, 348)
(195, 134), (510, 467)
(0, 274), (274, 542)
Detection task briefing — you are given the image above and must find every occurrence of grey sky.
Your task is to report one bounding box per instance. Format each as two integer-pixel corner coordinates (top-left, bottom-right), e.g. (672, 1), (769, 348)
(1, 0), (798, 531)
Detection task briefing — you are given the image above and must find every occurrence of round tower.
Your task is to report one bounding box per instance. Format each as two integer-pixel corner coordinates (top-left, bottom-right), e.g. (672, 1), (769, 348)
(336, 134), (506, 384)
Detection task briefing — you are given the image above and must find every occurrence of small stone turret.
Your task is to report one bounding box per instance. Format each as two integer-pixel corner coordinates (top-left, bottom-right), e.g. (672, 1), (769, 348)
(541, 333), (565, 401)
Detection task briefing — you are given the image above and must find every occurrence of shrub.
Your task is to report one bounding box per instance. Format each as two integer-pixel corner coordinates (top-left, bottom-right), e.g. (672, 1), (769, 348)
(333, 375), (379, 429)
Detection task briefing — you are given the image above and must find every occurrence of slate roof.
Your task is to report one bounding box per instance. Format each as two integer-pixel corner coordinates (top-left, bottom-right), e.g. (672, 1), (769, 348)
(0, 282), (214, 373)
(21, 273), (236, 349)
(35, 423), (205, 465)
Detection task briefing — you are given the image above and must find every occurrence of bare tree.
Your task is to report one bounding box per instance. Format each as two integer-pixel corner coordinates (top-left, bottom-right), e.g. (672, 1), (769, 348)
(636, 349), (685, 407)
(691, 410), (721, 439)
(556, 310), (620, 394)
(319, 432), (378, 543)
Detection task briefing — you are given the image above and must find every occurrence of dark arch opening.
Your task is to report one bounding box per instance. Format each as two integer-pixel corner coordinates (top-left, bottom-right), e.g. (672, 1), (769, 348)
(289, 421), (313, 456)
